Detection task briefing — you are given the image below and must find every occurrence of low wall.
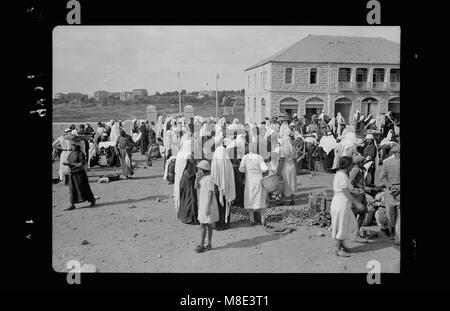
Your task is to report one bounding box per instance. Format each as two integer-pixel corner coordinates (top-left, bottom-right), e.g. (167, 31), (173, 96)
(53, 120), (139, 138)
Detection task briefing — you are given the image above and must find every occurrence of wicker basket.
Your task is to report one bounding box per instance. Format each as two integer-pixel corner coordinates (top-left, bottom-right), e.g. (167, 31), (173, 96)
(262, 174), (284, 193)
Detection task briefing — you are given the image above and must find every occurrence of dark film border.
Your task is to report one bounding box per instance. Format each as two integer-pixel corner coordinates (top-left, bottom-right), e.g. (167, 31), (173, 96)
(11, 0), (438, 294)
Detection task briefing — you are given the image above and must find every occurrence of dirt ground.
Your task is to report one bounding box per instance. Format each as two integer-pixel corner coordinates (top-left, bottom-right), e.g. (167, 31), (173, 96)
(52, 153), (400, 273)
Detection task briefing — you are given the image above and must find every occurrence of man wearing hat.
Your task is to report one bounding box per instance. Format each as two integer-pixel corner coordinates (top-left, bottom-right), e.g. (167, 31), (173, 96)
(379, 144), (400, 242)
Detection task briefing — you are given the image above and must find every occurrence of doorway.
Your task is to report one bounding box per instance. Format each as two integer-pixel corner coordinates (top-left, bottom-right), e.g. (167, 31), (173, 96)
(334, 97), (353, 123)
(388, 97), (400, 122)
(279, 97), (299, 119)
(305, 97), (324, 121)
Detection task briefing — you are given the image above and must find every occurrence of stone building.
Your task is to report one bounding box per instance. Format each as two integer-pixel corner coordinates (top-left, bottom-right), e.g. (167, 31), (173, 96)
(244, 35), (400, 124)
(56, 92), (88, 102)
(120, 91), (136, 101)
(94, 91), (110, 101)
(132, 89), (149, 99)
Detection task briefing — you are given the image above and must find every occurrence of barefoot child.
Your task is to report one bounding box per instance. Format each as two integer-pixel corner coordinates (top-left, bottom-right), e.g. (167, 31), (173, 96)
(194, 160), (219, 253)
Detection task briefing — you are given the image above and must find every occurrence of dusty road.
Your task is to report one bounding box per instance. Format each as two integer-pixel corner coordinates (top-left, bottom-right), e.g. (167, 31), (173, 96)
(52, 153), (400, 273)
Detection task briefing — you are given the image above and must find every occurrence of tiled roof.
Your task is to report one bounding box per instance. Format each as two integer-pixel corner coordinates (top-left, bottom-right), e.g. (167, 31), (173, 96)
(245, 35), (400, 71)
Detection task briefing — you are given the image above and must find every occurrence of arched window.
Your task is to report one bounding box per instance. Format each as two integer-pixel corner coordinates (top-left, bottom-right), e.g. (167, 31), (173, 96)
(279, 97), (298, 117)
(361, 97), (379, 116)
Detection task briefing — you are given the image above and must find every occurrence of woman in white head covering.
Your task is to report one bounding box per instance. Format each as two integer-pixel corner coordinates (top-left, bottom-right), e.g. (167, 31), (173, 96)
(177, 137), (198, 224)
(215, 117), (226, 138)
(155, 116), (164, 139)
(239, 141), (269, 225)
(109, 121), (121, 143)
(340, 132), (359, 157)
(277, 135), (297, 205)
(52, 128), (74, 183)
(319, 130), (338, 170)
(226, 131), (246, 208)
(174, 138), (194, 214)
(278, 115), (291, 138)
(362, 133), (379, 185)
(228, 118), (240, 130)
(332, 131), (359, 170)
(211, 137), (236, 229)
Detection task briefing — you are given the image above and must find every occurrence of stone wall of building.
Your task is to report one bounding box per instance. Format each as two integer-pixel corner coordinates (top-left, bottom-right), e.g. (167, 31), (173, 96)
(245, 61), (400, 122)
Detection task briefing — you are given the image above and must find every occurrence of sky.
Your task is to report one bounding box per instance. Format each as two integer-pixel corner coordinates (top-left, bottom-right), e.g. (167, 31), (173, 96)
(53, 26), (400, 97)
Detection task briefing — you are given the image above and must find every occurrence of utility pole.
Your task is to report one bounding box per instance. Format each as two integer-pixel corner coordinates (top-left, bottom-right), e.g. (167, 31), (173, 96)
(178, 72), (182, 114)
(215, 74), (219, 118)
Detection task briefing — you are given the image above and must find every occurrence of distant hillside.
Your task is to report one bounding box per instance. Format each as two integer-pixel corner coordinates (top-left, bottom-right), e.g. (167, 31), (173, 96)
(52, 95), (245, 122)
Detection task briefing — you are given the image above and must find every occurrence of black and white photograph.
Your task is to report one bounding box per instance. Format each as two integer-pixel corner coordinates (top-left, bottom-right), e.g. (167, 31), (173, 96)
(51, 26), (401, 273)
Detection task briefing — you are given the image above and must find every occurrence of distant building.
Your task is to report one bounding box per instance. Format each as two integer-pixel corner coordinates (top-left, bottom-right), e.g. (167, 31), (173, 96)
(197, 90), (216, 99)
(94, 91), (110, 101)
(64, 92), (88, 102)
(244, 35), (400, 123)
(110, 92), (121, 99)
(54, 92), (65, 99)
(132, 89), (148, 99)
(120, 91), (136, 101)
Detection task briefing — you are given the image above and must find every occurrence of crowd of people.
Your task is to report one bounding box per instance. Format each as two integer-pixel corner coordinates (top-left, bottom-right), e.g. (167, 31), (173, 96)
(52, 109), (400, 256)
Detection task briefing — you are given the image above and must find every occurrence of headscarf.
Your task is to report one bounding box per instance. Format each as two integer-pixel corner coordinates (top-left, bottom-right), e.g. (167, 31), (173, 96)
(155, 116), (164, 139)
(211, 145), (236, 223)
(380, 129), (395, 146)
(319, 132), (337, 155)
(173, 138), (193, 213)
(278, 121), (291, 138)
(109, 122), (121, 143)
(340, 131), (358, 156)
(215, 117), (226, 136)
(353, 110), (361, 125)
(228, 118), (240, 130)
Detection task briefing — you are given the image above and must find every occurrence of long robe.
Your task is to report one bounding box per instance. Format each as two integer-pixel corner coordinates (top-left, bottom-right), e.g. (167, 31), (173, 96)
(178, 159), (198, 224)
(109, 124), (121, 143)
(330, 170), (358, 240)
(139, 125), (149, 155)
(239, 153), (269, 210)
(211, 145), (236, 226)
(67, 150), (94, 204)
(116, 135), (134, 177)
(174, 139), (192, 212)
(279, 137), (297, 196)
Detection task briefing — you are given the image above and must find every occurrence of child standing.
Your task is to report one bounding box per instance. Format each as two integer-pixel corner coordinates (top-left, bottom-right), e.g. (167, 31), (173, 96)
(194, 160), (219, 253)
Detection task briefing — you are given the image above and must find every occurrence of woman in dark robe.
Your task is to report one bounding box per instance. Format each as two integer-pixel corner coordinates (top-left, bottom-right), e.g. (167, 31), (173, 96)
(178, 158), (198, 224)
(148, 123), (156, 145)
(229, 131), (245, 208)
(64, 142), (96, 211)
(139, 122), (149, 155)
